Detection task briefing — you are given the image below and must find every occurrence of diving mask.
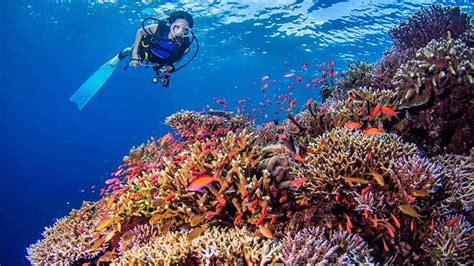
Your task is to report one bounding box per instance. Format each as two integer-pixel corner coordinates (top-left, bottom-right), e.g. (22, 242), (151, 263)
(171, 23), (192, 38)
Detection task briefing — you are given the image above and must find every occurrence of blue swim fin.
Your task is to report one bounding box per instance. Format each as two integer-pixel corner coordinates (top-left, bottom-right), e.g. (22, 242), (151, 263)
(70, 48), (131, 110)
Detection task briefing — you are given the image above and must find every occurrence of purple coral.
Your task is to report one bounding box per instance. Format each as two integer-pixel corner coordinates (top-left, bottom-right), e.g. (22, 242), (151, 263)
(281, 227), (371, 265)
(367, 47), (416, 90)
(390, 5), (471, 50)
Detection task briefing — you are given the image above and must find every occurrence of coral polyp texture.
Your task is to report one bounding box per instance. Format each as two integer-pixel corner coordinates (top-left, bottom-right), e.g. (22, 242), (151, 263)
(112, 226), (282, 265)
(27, 5), (474, 266)
(26, 201), (104, 265)
(390, 5), (471, 50)
(392, 38), (473, 109)
(281, 227), (372, 265)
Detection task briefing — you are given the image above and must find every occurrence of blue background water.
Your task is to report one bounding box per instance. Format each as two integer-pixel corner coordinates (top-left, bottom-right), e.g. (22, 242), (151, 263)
(1, 0), (473, 264)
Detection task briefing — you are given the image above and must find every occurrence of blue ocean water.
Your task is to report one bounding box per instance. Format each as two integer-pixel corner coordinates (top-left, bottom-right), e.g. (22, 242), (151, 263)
(0, 0), (473, 264)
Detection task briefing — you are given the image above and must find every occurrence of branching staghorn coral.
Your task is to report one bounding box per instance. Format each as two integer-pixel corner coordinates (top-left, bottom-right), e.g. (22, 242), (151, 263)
(290, 128), (456, 262)
(118, 224), (162, 252)
(96, 129), (288, 246)
(338, 61), (373, 91)
(434, 152), (474, 215)
(282, 87), (400, 143)
(389, 5), (471, 50)
(294, 127), (419, 198)
(422, 214), (473, 264)
(112, 226), (282, 265)
(27, 201), (104, 265)
(367, 48), (417, 90)
(392, 38), (474, 109)
(165, 109), (250, 141)
(290, 127), (472, 263)
(253, 122), (280, 146)
(281, 227), (372, 265)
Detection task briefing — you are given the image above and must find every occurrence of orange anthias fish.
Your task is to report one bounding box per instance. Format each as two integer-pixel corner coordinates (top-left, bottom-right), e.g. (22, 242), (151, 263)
(293, 154), (306, 164)
(381, 106), (398, 116)
(370, 103), (382, 118)
(448, 215), (462, 227)
(188, 175), (220, 192)
(363, 127), (383, 135)
(259, 225), (273, 239)
(159, 132), (173, 146)
(344, 121), (362, 129)
(291, 178), (306, 187)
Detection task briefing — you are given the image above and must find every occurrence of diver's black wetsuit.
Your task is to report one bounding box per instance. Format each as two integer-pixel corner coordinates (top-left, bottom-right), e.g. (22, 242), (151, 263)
(138, 20), (191, 68)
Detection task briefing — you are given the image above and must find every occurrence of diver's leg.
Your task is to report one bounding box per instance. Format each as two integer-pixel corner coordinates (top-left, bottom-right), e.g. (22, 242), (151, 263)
(118, 47), (132, 60)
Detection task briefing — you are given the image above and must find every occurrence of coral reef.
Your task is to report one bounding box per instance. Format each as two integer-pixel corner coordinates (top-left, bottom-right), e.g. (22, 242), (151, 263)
(434, 152), (474, 215)
(281, 227), (372, 265)
(367, 47), (417, 90)
(253, 122), (280, 146)
(27, 5), (474, 266)
(390, 37), (474, 155)
(422, 214), (473, 264)
(390, 5), (471, 50)
(112, 226), (282, 265)
(26, 201), (104, 265)
(392, 38), (473, 109)
(165, 109), (250, 141)
(338, 61), (373, 91)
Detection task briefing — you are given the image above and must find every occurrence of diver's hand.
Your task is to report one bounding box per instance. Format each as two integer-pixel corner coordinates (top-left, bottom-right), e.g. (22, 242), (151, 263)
(159, 65), (174, 74)
(129, 54), (141, 67)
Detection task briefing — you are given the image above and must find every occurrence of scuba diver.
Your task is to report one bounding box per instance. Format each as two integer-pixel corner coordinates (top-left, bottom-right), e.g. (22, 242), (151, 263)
(70, 11), (199, 110)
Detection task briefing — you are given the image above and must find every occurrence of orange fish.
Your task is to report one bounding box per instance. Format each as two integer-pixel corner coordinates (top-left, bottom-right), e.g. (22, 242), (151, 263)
(370, 103), (382, 118)
(259, 225), (273, 238)
(165, 193), (175, 201)
(381, 106), (398, 116)
(344, 214), (353, 229)
(159, 133), (173, 146)
(295, 76), (303, 82)
(291, 178), (306, 187)
(305, 98), (313, 106)
(448, 215), (462, 227)
(188, 175), (219, 191)
(234, 213), (243, 225)
(363, 127), (383, 135)
(344, 121), (362, 129)
(283, 72), (294, 78)
(293, 154), (306, 164)
(216, 195), (226, 204)
(390, 212), (401, 228)
(205, 211), (218, 220)
(95, 218), (115, 232)
(270, 214), (278, 225)
(383, 239), (389, 252)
